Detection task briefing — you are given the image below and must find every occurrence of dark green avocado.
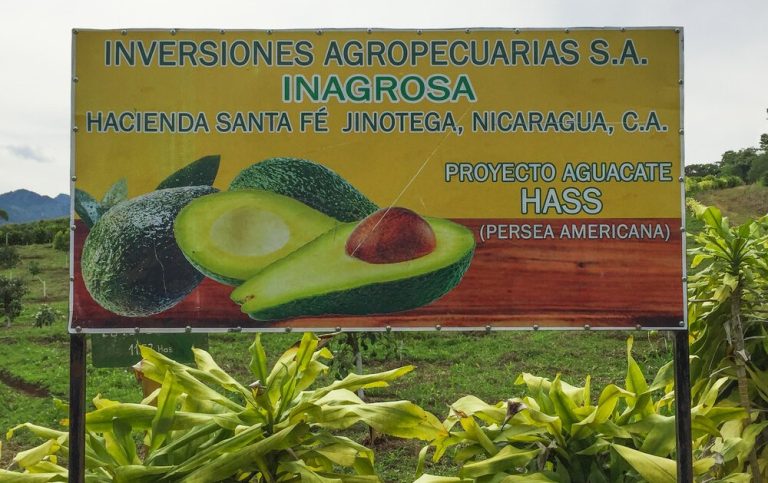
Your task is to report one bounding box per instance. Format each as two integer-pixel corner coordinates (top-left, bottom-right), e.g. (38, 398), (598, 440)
(157, 155), (220, 189)
(230, 217), (475, 320)
(229, 157), (378, 222)
(81, 186), (216, 317)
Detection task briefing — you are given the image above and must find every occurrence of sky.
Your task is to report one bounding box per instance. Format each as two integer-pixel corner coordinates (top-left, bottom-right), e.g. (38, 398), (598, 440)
(0, 0), (767, 197)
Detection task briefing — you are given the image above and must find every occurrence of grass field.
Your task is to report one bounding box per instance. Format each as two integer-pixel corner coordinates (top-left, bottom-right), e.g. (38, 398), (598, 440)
(694, 184), (768, 224)
(2, 188), (759, 479)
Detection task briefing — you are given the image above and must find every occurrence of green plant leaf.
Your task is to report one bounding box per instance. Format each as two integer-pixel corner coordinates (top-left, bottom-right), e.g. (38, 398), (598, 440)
(414, 475), (468, 483)
(178, 422), (308, 483)
(593, 384), (633, 424)
(459, 445), (539, 479)
(193, 347), (254, 403)
(12, 439), (60, 469)
(624, 414), (676, 457)
(549, 375), (580, 432)
(164, 423), (264, 478)
(100, 178), (127, 212)
(316, 397), (447, 441)
(156, 154), (220, 189)
(74, 189), (102, 228)
(7, 424), (66, 441)
(310, 365), (415, 403)
(611, 444), (675, 483)
(248, 333), (269, 383)
(112, 465), (174, 483)
(0, 469), (67, 482)
(449, 395), (506, 425)
(500, 474), (558, 482)
(149, 370), (182, 452)
(458, 416), (498, 456)
(143, 421), (221, 466)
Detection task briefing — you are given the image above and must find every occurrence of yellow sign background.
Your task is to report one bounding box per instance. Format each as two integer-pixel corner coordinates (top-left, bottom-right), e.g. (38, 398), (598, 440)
(74, 29), (682, 219)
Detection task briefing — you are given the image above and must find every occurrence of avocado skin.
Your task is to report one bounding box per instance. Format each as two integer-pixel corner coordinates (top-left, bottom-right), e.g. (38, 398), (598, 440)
(156, 155), (220, 190)
(244, 249), (474, 321)
(184, 257), (244, 287)
(229, 158), (378, 222)
(81, 186), (216, 317)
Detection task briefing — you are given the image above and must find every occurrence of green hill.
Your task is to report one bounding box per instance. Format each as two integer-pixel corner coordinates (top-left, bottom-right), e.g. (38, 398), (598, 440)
(693, 184), (768, 224)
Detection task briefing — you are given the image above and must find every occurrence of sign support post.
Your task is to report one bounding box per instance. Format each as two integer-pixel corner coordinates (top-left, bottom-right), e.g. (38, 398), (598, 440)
(674, 330), (693, 482)
(68, 333), (86, 483)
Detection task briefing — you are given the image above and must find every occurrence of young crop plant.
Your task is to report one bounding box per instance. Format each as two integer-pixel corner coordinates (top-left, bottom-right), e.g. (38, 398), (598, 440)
(687, 200), (768, 481)
(414, 337), (763, 483)
(3, 333), (446, 482)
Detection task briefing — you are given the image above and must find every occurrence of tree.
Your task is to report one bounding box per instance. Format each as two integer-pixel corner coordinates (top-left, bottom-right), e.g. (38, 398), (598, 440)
(684, 163), (720, 177)
(0, 209), (7, 221)
(719, 148), (760, 182)
(0, 276), (27, 328)
(52, 230), (69, 251)
(747, 150), (768, 184)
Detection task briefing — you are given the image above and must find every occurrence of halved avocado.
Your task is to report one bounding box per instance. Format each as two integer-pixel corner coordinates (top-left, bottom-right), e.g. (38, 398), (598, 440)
(174, 190), (338, 285)
(230, 218), (475, 320)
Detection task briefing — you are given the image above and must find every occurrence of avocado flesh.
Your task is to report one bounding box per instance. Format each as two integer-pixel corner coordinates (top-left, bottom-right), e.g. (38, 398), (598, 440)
(174, 190), (338, 285)
(81, 186), (216, 317)
(230, 157), (378, 222)
(231, 218), (475, 320)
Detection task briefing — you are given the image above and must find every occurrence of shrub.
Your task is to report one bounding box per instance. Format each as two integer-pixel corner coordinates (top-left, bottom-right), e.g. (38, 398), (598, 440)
(0, 244), (20, 268)
(416, 337), (760, 482)
(4, 333), (444, 481)
(33, 304), (60, 327)
(27, 260), (41, 275)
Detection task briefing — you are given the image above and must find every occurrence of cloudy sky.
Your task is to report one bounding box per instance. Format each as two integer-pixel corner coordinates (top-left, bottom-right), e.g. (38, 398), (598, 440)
(1, 0), (767, 197)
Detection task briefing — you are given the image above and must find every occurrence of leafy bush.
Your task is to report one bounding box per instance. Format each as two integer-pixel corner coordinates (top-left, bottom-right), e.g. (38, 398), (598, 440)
(0, 275), (27, 327)
(327, 332), (402, 380)
(33, 304), (60, 327)
(687, 201), (768, 480)
(685, 175), (743, 195)
(415, 337), (759, 482)
(0, 244), (20, 268)
(3, 333), (444, 481)
(27, 260), (41, 275)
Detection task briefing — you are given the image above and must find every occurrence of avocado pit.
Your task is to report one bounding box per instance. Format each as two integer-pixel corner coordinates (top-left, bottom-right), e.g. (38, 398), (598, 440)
(345, 207), (437, 264)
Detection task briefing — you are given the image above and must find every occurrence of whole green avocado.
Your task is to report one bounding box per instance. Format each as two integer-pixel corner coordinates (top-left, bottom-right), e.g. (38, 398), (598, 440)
(81, 186), (217, 317)
(229, 157), (378, 222)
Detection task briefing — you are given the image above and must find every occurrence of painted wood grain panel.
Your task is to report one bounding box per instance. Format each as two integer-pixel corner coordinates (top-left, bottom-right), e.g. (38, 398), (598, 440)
(71, 218), (684, 331)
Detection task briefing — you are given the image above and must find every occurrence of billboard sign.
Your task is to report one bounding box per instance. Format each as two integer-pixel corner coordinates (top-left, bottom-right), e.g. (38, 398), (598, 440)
(70, 28), (684, 332)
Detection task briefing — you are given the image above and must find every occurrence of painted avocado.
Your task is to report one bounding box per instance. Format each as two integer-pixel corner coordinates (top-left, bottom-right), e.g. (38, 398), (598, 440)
(230, 217), (475, 320)
(157, 154), (220, 189)
(81, 186), (217, 317)
(229, 157), (378, 222)
(174, 190), (338, 286)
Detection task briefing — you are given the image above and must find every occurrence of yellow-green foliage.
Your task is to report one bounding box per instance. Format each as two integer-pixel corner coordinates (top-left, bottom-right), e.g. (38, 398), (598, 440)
(415, 337), (761, 482)
(4, 333), (444, 482)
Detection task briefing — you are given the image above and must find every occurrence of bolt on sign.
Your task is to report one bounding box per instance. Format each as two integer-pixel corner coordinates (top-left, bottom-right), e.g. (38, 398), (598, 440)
(69, 28), (685, 333)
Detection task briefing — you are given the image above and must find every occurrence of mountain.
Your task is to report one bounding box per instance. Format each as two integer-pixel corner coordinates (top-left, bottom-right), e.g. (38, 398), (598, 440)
(0, 189), (69, 225)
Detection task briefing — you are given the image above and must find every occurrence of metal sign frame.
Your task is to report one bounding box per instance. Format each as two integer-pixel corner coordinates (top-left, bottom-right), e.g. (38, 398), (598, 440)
(67, 27), (692, 482)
